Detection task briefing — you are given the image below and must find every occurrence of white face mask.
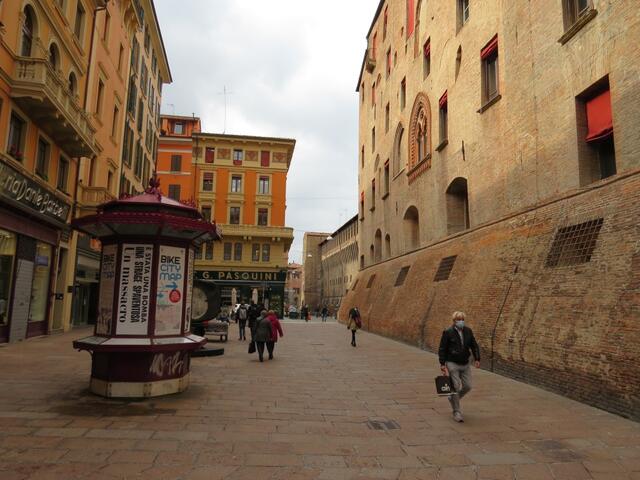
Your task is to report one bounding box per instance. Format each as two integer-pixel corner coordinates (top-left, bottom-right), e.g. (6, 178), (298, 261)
(455, 320), (465, 329)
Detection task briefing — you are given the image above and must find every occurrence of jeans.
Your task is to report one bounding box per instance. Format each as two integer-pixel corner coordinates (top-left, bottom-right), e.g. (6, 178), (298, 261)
(446, 361), (472, 413)
(322, 314), (327, 322)
(238, 320), (246, 340)
(266, 341), (275, 358)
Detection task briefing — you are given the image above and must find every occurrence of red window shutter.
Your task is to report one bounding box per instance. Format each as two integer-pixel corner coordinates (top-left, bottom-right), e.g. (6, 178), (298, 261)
(586, 89), (613, 142)
(261, 151), (270, 167)
(439, 91), (448, 108)
(205, 147), (214, 163)
(424, 40), (431, 57)
(406, 0), (415, 37)
(480, 34), (498, 60)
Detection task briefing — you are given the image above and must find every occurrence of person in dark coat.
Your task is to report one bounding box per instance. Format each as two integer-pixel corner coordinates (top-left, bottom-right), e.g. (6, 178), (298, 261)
(438, 311), (481, 423)
(321, 306), (329, 322)
(254, 310), (272, 362)
(301, 305), (309, 322)
(347, 306), (361, 347)
(247, 302), (259, 340)
(265, 310), (284, 360)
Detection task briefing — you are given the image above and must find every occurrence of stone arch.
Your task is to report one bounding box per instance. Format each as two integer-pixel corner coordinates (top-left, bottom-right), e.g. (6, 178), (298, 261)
(408, 93), (433, 174)
(403, 206), (420, 251)
(384, 234), (391, 259)
(68, 70), (78, 95)
(392, 123), (405, 176)
(21, 4), (38, 57)
(446, 177), (470, 235)
(374, 229), (382, 262)
(48, 41), (60, 69)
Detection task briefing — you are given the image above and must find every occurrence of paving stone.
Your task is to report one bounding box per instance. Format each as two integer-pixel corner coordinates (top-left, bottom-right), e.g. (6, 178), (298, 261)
(0, 323), (638, 477)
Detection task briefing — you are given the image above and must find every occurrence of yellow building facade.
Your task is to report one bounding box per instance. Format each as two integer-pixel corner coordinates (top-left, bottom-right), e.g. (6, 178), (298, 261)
(187, 133), (295, 319)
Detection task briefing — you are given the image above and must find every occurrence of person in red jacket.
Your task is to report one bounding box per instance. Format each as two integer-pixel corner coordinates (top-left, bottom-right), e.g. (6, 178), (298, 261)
(265, 310), (284, 360)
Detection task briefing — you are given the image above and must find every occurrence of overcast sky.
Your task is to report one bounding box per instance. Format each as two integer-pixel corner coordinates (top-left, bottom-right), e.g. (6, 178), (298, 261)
(155, 1), (379, 263)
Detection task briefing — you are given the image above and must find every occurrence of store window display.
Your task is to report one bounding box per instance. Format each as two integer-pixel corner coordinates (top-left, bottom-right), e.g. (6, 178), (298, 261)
(28, 242), (52, 323)
(0, 229), (16, 326)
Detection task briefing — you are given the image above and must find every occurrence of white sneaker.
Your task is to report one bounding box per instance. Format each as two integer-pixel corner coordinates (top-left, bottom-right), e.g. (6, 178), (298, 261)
(453, 411), (464, 423)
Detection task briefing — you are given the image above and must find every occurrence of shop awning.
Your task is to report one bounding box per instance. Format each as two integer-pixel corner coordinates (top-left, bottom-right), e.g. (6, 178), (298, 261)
(586, 89), (613, 142)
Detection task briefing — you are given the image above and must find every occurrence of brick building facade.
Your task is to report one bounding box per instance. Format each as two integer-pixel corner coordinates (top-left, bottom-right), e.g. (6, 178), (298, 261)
(341, 0), (640, 419)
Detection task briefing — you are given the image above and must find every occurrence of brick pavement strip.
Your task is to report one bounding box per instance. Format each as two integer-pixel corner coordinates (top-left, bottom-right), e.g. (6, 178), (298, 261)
(0, 323), (639, 479)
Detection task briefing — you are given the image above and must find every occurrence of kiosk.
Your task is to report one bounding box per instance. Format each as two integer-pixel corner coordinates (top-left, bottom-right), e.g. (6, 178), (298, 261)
(71, 177), (221, 397)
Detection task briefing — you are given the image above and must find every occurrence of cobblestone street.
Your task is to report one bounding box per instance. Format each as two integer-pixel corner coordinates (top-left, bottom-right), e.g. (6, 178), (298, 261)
(1, 321), (639, 480)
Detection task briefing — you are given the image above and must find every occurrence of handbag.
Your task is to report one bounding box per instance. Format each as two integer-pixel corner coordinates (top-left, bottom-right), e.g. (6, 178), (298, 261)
(435, 375), (456, 396)
(248, 341), (256, 354)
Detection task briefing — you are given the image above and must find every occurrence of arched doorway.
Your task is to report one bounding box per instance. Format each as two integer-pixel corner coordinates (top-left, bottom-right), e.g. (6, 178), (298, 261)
(21, 6), (37, 57)
(446, 177), (470, 235)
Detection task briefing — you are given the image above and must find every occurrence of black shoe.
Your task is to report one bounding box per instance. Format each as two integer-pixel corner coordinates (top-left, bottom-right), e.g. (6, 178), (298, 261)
(269, 355), (273, 360)
(259, 356), (263, 362)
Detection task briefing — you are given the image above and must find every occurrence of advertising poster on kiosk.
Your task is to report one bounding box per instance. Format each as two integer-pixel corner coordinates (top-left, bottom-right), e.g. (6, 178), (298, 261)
(96, 244), (117, 335)
(184, 248), (194, 333)
(116, 244), (153, 335)
(155, 245), (185, 335)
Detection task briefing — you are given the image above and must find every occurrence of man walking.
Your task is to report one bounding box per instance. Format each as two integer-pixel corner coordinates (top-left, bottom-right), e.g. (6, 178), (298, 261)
(438, 311), (480, 423)
(321, 306), (328, 322)
(237, 303), (248, 340)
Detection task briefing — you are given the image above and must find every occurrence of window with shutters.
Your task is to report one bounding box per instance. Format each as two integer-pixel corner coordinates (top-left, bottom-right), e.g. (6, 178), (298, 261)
(252, 244), (260, 262)
(229, 206), (240, 225)
(257, 208), (268, 226)
(201, 206), (211, 222)
(261, 151), (270, 167)
(205, 147), (215, 163)
(258, 176), (270, 195)
(231, 175), (242, 193)
(262, 244), (270, 262)
(168, 184), (181, 201)
(234, 243), (243, 261)
(202, 172), (214, 191)
(223, 242), (232, 261)
(170, 154), (182, 172)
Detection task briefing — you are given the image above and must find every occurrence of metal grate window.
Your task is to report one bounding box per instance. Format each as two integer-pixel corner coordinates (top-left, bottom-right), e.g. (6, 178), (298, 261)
(366, 274), (376, 288)
(434, 255), (457, 282)
(394, 266), (410, 287)
(545, 218), (603, 268)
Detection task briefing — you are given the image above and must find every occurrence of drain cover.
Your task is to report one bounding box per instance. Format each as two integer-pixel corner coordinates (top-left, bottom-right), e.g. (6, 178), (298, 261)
(366, 419), (400, 431)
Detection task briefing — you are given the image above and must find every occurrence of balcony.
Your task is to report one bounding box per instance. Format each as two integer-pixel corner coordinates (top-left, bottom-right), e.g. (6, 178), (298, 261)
(77, 185), (116, 216)
(220, 224), (294, 247)
(10, 57), (99, 158)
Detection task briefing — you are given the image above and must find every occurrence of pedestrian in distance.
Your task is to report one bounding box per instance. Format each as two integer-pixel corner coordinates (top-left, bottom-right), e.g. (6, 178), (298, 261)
(254, 310), (273, 362)
(438, 311), (481, 423)
(265, 310), (284, 360)
(347, 306), (361, 347)
(301, 305), (309, 322)
(247, 301), (259, 340)
(237, 303), (248, 341)
(321, 306), (329, 322)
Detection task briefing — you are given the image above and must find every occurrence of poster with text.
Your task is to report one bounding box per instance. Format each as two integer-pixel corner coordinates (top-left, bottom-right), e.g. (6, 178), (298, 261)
(155, 245), (185, 335)
(116, 244), (153, 335)
(96, 244), (117, 335)
(184, 248), (194, 333)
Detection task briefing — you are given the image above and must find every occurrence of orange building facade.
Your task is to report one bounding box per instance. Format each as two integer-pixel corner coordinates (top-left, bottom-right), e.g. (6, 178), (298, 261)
(157, 118), (296, 318)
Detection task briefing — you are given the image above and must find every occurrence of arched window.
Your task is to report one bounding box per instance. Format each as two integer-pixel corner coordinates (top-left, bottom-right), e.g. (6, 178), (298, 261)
(403, 206), (420, 251)
(369, 244), (375, 263)
(446, 177), (470, 235)
(374, 230), (382, 262)
(49, 43), (59, 69)
(68, 71), (77, 95)
(408, 93), (432, 178)
(21, 6), (37, 57)
(384, 234), (391, 259)
(392, 123), (405, 176)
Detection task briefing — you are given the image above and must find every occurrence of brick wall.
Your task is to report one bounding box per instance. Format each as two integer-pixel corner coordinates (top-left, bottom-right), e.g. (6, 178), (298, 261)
(340, 171), (640, 420)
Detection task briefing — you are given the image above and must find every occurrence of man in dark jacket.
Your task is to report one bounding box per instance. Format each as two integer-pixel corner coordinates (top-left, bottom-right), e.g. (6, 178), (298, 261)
(438, 311), (480, 422)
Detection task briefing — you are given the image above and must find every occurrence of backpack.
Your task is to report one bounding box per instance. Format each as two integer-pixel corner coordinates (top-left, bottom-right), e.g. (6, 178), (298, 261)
(238, 306), (247, 320)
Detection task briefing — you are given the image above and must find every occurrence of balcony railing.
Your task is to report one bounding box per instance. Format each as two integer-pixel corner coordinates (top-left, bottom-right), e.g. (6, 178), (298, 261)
(80, 185), (117, 208)
(11, 57), (99, 157)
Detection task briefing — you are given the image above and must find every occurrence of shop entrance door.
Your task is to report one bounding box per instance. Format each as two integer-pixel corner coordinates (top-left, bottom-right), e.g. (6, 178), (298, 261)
(8, 259), (34, 342)
(73, 283), (94, 325)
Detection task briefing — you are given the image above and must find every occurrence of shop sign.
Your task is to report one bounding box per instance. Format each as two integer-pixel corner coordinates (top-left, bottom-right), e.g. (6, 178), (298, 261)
(196, 269), (286, 283)
(0, 162), (70, 224)
(184, 248), (194, 333)
(155, 245), (185, 335)
(96, 245), (117, 335)
(116, 244), (152, 335)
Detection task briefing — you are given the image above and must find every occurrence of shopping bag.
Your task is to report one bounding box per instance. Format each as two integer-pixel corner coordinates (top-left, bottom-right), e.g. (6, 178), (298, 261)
(435, 375), (456, 396)
(248, 342), (256, 354)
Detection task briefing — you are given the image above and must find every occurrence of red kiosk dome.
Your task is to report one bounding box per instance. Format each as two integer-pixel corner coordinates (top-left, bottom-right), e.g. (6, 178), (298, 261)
(72, 177), (222, 398)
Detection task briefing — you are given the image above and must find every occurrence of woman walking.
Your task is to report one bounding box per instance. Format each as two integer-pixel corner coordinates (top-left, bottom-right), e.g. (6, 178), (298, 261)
(266, 310), (284, 360)
(254, 310), (273, 362)
(347, 306), (361, 347)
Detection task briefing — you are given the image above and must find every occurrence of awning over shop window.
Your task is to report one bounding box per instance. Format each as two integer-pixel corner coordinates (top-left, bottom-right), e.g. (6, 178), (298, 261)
(586, 89), (613, 142)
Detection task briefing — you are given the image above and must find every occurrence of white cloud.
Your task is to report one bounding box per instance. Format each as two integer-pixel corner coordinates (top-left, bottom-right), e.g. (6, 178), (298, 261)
(155, 0), (378, 262)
